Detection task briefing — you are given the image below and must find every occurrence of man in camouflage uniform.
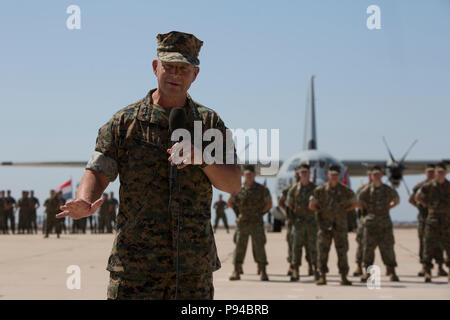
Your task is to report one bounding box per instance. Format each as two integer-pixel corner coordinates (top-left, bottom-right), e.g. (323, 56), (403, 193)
(0, 191), (6, 234)
(416, 162), (450, 283)
(17, 191), (32, 234)
(353, 170), (372, 276)
(98, 193), (110, 233)
(287, 163), (318, 281)
(29, 190), (40, 234)
(57, 31), (241, 300)
(359, 166), (400, 282)
(4, 190), (16, 234)
(44, 190), (61, 238)
(228, 194), (259, 275)
(409, 164), (447, 277)
(213, 194), (229, 233)
(108, 192), (119, 230)
(278, 174), (305, 277)
(309, 165), (359, 286)
(229, 165), (272, 281)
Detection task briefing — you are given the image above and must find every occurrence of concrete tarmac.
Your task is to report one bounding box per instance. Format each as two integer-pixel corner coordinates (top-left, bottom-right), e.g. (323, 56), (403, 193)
(0, 228), (448, 300)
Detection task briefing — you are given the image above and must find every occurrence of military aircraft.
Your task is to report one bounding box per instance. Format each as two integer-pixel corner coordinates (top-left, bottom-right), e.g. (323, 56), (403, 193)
(2, 76), (449, 199)
(267, 76), (449, 197)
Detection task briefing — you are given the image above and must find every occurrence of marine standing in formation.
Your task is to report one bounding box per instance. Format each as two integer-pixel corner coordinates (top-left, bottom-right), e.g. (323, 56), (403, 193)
(416, 162), (450, 283)
(213, 194), (229, 233)
(56, 30), (241, 300)
(358, 166), (400, 282)
(309, 165), (359, 286)
(29, 190), (40, 234)
(278, 173), (300, 277)
(229, 165), (272, 281)
(409, 164), (447, 277)
(287, 163), (318, 281)
(44, 190), (61, 238)
(0, 191), (6, 234)
(352, 169), (372, 276)
(108, 192), (119, 230)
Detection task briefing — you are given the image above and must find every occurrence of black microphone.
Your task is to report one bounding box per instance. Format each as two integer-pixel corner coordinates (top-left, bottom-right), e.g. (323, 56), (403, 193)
(168, 107), (187, 189)
(169, 107), (187, 138)
(168, 107), (187, 300)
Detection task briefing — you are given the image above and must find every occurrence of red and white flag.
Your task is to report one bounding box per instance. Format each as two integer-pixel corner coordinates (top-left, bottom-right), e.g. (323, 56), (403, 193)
(56, 179), (73, 200)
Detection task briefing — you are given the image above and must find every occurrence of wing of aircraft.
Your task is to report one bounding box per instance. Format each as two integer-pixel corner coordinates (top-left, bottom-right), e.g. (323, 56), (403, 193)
(342, 160), (450, 176)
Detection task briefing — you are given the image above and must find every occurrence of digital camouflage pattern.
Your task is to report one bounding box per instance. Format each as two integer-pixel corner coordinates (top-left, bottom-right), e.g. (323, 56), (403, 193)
(310, 182), (356, 275)
(213, 200), (229, 231)
(157, 31), (203, 66)
(412, 179), (444, 264)
(229, 182), (271, 266)
(287, 181), (317, 268)
(418, 179), (450, 269)
(107, 271), (213, 300)
(87, 88), (235, 278)
(358, 183), (399, 268)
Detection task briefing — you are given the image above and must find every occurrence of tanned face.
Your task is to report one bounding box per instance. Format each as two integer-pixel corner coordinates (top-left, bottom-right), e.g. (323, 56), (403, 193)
(328, 172), (340, 185)
(425, 170), (435, 180)
(435, 170), (447, 183)
(243, 171), (256, 184)
(152, 60), (199, 100)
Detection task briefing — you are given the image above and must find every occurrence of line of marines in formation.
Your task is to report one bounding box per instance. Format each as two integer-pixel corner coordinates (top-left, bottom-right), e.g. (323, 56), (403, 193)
(0, 190), (119, 237)
(217, 162), (449, 285)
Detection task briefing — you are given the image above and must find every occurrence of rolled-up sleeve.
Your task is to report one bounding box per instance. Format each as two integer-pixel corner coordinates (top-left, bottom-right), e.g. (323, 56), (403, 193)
(86, 118), (119, 182)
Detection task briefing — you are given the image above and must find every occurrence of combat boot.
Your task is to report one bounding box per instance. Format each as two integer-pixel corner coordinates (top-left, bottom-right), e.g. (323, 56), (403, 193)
(437, 264), (448, 276)
(316, 273), (326, 285)
(388, 267), (399, 282)
(229, 265), (241, 281)
(424, 269), (432, 283)
(290, 266), (299, 282)
(259, 265), (269, 281)
(287, 265), (294, 276)
(360, 270), (370, 283)
(340, 274), (352, 286)
(353, 264), (363, 276)
(417, 265), (426, 277)
(238, 264), (244, 275)
(313, 267), (320, 281)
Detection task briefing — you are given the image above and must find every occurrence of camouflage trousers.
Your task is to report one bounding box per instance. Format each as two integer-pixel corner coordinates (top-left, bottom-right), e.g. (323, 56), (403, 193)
(355, 217), (365, 265)
(107, 272), (214, 300)
(286, 220), (293, 264)
(418, 218), (444, 264)
(423, 213), (450, 270)
(317, 228), (349, 275)
(363, 215), (397, 268)
(291, 216), (317, 267)
(4, 210), (15, 233)
(233, 222), (268, 266)
(233, 228), (258, 263)
(213, 213), (229, 230)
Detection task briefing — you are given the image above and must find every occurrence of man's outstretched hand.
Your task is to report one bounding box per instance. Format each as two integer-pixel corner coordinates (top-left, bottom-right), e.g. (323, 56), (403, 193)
(56, 198), (104, 220)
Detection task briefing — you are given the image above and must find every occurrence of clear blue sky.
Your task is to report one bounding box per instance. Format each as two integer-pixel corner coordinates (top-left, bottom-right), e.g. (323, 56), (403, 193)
(1, 0), (449, 223)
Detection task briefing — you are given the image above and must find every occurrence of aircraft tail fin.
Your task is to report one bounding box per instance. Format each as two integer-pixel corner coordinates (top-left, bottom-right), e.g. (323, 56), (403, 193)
(303, 75), (317, 150)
